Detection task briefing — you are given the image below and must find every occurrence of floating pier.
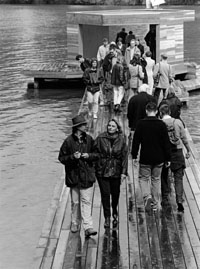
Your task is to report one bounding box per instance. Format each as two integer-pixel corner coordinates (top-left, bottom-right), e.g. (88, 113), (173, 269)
(22, 7), (198, 100)
(33, 91), (200, 269)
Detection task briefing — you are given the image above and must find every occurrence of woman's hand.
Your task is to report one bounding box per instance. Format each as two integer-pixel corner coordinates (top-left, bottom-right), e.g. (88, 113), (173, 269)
(185, 151), (190, 159)
(121, 174), (126, 183)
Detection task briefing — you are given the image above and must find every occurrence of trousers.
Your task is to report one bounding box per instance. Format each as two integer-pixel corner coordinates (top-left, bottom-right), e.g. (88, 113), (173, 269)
(70, 186), (94, 230)
(139, 163), (163, 207)
(97, 177), (121, 218)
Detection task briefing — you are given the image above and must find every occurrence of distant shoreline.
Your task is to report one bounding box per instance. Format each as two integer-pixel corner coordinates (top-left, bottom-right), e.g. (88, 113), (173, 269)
(0, 1), (200, 5)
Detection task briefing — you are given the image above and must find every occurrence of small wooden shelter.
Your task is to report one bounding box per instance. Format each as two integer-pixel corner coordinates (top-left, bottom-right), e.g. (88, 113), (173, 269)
(66, 8), (195, 75)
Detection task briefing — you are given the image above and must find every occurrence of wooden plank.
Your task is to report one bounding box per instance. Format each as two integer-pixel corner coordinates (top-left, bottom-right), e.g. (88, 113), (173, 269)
(118, 180), (129, 269)
(95, 206), (106, 269)
(33, 247), (46, 269)
(146, 212), (163, 269)
(50, 187), (70, 239)
(61, 194), (71, 231)
(51, 230), (70, 269)
(40, 239), (58, 269)
(155, 211), (175, 269)
(185, 167), (200, 212)
(40, 177), (65, 238)
(127, 158), (141, 268)
(163, 210), (186, 268)
(62, 231), (82, 269)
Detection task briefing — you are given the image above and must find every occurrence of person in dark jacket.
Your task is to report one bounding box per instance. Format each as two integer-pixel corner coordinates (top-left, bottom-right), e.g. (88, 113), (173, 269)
(94, 119), (128, 229)
(111, 55), (126, 112)
(159, 86), (184, 126)
(127, 84), (156, 132)
(58, 114), (98, 237)
(75, 54), (91, 72)
(83, 58), (104, 119)
(115, 28), (127, 45)
(131, 102), (171, 212)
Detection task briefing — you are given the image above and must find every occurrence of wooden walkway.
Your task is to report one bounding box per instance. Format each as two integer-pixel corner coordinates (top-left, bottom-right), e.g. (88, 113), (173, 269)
(33, 95), (200, 269)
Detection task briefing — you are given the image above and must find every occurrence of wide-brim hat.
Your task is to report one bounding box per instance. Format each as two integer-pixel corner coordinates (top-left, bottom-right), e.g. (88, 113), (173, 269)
(72, 114), (87, 127)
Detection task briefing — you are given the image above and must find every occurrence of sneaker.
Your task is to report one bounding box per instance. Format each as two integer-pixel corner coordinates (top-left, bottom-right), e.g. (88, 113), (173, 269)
(85, 228), (97, 237)
(145, 197), (153, 212)
(177, 203), (184, 212)
(71, 223), (79, 233)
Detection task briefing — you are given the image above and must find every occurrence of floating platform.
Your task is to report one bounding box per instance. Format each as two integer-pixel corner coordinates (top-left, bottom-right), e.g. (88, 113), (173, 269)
(23, 8), (195, 88)
(33, 94), (200, 269)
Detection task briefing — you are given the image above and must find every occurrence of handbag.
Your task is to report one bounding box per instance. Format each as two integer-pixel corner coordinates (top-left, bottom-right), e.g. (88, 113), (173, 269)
(154, 63), (160, 87)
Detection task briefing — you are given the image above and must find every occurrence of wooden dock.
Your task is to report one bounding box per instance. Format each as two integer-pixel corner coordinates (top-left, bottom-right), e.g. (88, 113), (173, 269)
(33, 94), (200, 269)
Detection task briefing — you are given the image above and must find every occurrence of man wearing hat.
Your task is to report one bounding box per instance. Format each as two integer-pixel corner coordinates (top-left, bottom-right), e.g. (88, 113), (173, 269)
(58, 114), (98, 237)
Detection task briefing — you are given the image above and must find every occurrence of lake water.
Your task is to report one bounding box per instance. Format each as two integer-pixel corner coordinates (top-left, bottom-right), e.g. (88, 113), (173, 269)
(0, 4), (200, 269)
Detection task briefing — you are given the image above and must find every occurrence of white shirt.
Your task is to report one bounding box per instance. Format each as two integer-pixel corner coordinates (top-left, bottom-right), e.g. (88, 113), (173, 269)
(97, 45), (109, 61)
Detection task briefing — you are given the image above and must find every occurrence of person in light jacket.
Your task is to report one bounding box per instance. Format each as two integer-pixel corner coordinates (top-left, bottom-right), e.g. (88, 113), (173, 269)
(124, 39), (141, 66)
(128, 54), (144, 99)
(83, 58), (104, 119)
(93, 119), (128, 229)
(153, 53), (173, 105)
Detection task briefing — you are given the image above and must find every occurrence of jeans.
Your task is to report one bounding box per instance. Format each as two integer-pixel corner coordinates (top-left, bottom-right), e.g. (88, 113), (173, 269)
(113, 85), (125, 105)
(97, 177), (121, 218)
(139, 163), (163, 207)
(172, 167), (184, 204)
(70, 186), (94, 230)
(87, 91), (100, 116)
(161, 166), (170, 201)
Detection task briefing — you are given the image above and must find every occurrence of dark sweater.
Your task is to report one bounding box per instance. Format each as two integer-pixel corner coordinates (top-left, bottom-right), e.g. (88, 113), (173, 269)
(127, 92), (156, 131)
(131, 116), (171, 165)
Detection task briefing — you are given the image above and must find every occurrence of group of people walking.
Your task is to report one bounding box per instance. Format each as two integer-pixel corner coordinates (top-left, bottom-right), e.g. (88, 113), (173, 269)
(58, 87), (190, 238)
(58, 29), (190, 239)
(76, 30), (173, 119)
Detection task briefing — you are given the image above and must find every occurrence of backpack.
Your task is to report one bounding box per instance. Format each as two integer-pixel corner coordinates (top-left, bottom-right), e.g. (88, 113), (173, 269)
(166, 119), (180, 147)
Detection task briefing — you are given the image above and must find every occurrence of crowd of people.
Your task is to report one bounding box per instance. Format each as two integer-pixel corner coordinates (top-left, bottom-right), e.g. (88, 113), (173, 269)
(75, 28), (174, 119)
(58, 28), (191, 238)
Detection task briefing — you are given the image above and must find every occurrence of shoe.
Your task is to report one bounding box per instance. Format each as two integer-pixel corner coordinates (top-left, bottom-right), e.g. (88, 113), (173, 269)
(71, 223), (78, 233)
(93, 114), (98, 119)
(177, 203), (184, 212)
(104, 217), (110, 228)
(145, 197), (152, 212)
(85, 228), (97, 237)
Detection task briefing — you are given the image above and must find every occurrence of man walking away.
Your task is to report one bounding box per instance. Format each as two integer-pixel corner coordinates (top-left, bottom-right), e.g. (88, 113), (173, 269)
(159, 104), (190, 212)
(131, 102), (171, 212)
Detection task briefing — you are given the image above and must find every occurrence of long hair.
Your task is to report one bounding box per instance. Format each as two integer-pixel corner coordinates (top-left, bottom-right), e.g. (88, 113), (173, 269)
(107, 119), (122, 134)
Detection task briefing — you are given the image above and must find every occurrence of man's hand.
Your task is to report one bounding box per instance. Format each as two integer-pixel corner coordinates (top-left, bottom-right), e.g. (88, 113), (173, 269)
(74, 151), (81, 159)
(81, 153), (89, 159)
